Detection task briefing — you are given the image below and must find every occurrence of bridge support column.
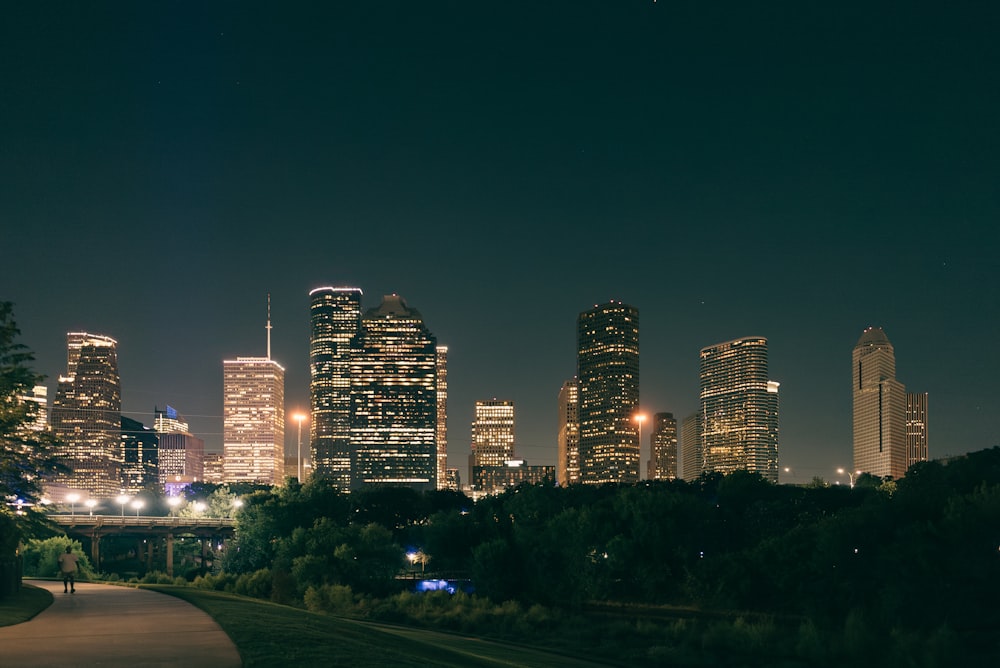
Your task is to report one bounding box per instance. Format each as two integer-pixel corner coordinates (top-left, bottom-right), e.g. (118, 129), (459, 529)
(90, 532), (100, 569)
(166, 534), (174, 577)
(146, 539), (154, 571)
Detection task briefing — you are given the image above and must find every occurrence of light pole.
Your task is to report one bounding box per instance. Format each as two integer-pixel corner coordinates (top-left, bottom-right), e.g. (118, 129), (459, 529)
(66, 493), (80, 518)
(634, 413), (647, 479)
(85, 499), (97, 516)
(167, 496), (182, 516)
(116, 494), (130, 517)
(132, 499), (144, 517)
(837, 468), (860, 489)
(292, 412), (307, 482)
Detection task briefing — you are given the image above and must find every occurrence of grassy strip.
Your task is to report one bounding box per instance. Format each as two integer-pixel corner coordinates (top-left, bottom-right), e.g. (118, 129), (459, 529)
(0, 584), (53, 627)
(145, 585), (610, 667)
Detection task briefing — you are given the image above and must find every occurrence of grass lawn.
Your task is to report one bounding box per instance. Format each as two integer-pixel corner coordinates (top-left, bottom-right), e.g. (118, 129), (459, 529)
(0, 584), (53, 627)
(145, 586), (612, 667)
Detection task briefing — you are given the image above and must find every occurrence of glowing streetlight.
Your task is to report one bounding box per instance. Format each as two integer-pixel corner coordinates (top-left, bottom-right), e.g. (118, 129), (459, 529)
(131, 499), (144, 517)
(193, 501), (206, 515)
(116, 494), (131, 517)
(66, 493), (80, 517)
(292, 412), (308, 482)
(634, 413), (647, 479)
(85, 499), (97, 516)
(837, 468), (861, 489)
(167, 496), (182, 516)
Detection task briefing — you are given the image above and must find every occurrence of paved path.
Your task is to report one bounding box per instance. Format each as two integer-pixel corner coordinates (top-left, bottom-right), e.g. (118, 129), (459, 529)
(0, 580), (242, 667)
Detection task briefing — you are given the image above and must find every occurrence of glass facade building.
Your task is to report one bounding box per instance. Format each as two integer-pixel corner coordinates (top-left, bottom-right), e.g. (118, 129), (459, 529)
(577, 302), (640, 484)
(700, 337), (779, 482)
(470, 399), (515, 493)
(350, 294), (438, 491)
(121, 416), (158, 494)
(435, 345), (449, 490)
(680, 411), (703, 481)
(852, 327), (907, 479)
(309, 287), (363, 490)
(906, 392), (929, 469)
(51, 332), (122, 498)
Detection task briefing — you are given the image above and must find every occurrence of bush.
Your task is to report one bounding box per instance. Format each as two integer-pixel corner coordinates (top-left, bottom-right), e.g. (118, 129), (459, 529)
(233, 568), (272, 599)
(304, 583), (355, 613)
(21, 537), (94, 580)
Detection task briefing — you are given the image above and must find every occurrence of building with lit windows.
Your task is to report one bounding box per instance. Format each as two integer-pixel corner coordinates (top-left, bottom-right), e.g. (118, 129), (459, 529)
(436, 346), (449, 490)
(473, 460), (555, 497)
(648, 412), (678, 480)
(223, 356), (285, 484)
(906, 392), (929, 469)
(852, 327), (907, 479)
(202, 452), (225, 484)
(556, 378), (579, 486)
(349, 294), (438, 491)
(21, 385), (48, 431)
(680, 412), (702, 481)
(576, 302), (640, 484)
(309, 287), (363, 490)
(469, 399), (516, 493)
(50, 332), (122, 498)
(121, 416), (158, 494)
(700, 337), (779, 482)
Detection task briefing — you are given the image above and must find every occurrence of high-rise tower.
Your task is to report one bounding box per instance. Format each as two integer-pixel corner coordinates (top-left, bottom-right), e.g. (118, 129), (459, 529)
(350, 294), (437, 490)
(556, 378), (580, 486)
(51, 332), (122, 497)
(649, 412), (678, 480)
(309, 287), (362, 490)
(577, 302), (640, 484)
(223, 299), (285, 484)
(470, 399), (515, 492)
(852, 327), (907, 479)
(700, 337), (779, 482)
(906, 392), (929, 469)
(680, 412), (703, 481)
(435, 345), (449, 490)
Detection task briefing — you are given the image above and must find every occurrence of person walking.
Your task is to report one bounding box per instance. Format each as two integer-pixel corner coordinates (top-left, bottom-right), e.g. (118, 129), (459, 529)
(58, 545), (79, 593)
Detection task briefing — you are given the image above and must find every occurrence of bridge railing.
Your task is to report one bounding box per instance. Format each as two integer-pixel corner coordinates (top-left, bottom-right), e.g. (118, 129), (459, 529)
(50, 515), (236, 530)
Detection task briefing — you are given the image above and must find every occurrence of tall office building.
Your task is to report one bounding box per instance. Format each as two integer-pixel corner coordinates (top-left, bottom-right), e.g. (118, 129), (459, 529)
(436, 346), (449, 490)
(153, 405), (204, 485)
(21, 385), (49, 431)
(700, 337), (780, 482)
(852, 327), (907, 479)
(223, 301), (285, 484)
(577, 302), (640, 484)
(906, 392), (929, 468)
(309, 287), (363, 490)
(556, 378), (580, 486)
(50, 332), (122, 497)
(648, 412), (678, 480)
(680, 412), (702, 481)
(121, 416), (158, 494)
(350, 294), (438, 490)
(470, 399), (515, 492)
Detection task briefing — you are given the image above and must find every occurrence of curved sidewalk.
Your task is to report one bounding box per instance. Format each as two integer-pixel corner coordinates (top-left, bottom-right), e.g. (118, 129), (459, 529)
(0, 580), (242, 667)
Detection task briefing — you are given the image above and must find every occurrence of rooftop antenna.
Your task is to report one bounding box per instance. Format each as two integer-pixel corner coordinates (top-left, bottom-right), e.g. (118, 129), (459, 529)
(266, 293), (272, 360)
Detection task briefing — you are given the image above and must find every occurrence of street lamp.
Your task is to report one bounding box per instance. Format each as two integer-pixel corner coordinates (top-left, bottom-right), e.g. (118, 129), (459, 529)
(167, 496), (182, 516)
(837, 468), (861, 489)
(66, 493), (80, 517)
(132, 499), (144, 517)
(85, 499), (97, 516)
(292, 412), (308, 482)
(193, 501), (206, 515)
(634, 413), (647, 479)
(116, 494), (131, 517)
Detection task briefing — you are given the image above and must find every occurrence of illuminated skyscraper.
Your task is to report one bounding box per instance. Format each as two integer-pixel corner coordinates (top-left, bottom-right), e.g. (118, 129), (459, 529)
(906, 392), (929, 468)
(556, 378), (580, 486)
(121, 416), (158, 494)
(51, 332), (122, 497)
(577, 302), (640, 484)
(21, 385), (48, 431)
(350, 294), (437, 490)
(470, 399), (515, 492)
(309, 287), (363, 490)
(680, 412), (702, 481)
(648, 412), (678, 480)
(223, 301), (285, 484)
(700, 337), (779, 482)
(152, 405), (202, 485)
(852, 327), (907, 479)
(436, 345), (449, 490)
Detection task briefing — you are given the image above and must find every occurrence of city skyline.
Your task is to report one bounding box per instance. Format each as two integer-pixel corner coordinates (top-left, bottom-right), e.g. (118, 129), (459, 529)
(2, 3), (998, 484)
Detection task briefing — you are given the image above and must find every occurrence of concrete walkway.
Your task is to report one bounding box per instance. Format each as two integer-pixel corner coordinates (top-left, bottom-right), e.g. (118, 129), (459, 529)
(0, 580), (242, 667)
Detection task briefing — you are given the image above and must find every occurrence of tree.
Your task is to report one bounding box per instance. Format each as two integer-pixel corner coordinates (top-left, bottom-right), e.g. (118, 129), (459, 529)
(0, 301), (67, 543)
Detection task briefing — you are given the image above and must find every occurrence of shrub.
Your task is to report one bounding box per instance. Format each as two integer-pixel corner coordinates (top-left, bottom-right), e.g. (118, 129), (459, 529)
(21, 537), (94, 580)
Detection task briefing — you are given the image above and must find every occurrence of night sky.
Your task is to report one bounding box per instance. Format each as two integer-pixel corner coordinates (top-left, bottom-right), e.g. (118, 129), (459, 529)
(2, 2), (998, 483)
